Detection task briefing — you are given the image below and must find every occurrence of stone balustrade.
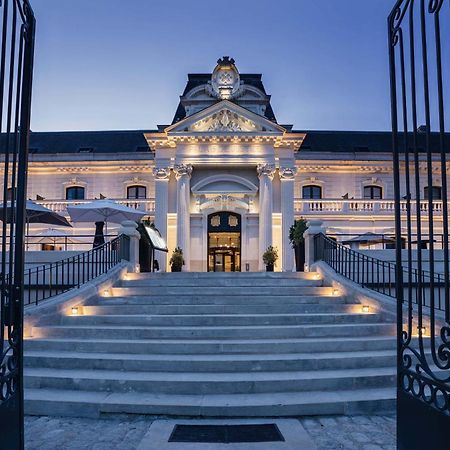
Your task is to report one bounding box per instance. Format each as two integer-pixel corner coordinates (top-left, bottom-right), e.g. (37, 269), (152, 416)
(36, 198), (156, 215)
(294, 199), (445, 215)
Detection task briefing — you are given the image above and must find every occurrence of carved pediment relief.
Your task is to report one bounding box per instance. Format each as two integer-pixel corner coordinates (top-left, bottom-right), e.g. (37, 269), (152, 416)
(190, 109), (259, 132)
(164, 100), (286, 135)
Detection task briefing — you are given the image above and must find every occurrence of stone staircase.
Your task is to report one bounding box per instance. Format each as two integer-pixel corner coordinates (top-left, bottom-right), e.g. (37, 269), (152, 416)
(24, 272), (397, 418)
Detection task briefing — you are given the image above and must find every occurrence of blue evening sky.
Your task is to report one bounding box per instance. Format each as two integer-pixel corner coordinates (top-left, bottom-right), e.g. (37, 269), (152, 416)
(29, 0), (414, 132)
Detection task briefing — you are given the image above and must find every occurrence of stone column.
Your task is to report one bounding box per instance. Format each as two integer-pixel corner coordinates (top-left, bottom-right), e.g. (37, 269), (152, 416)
(280, 167), (296, 272)
(303, 220), (326, 272)
(258, 164), (275, 271)
(174, 164), (193, 271)
(153, 167), (170, 271)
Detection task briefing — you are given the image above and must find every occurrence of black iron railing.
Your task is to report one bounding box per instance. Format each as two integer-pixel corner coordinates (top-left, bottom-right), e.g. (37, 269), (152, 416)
(3, 234), (130, 306)
(314, 233), (446, 311)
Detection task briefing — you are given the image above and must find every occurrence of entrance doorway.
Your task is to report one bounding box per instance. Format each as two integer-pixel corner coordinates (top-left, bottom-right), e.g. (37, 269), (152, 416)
(207, 212), (241, 272)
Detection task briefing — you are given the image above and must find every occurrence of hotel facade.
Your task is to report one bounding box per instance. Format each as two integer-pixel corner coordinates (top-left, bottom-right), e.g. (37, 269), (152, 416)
(14, 57), (450, 271)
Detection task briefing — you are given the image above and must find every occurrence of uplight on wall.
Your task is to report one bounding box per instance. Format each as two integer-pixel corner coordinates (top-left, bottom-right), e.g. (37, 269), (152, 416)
(332, 288), (340, 296)
(135, 265), (140, 273)
(362, 305), (370, 313)
(103, 289), (110, 297)
(71, 306), (79, 316)
(313, 273), (321, 280)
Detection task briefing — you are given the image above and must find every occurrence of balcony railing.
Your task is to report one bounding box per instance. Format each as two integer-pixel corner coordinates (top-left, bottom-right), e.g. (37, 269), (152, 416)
(36, 198), (156, 214)
(294, 199), (444, 214)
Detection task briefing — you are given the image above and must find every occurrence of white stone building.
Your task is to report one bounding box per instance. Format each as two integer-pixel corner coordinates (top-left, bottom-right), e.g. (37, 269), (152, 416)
(7, 57), (450, 271)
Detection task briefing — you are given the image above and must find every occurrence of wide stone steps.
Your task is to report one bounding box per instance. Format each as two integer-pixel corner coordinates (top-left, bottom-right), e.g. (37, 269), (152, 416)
(81, 303), (360, 315)
(24, 349), (397, 372)
(97, 294), (341, 305)
(24, 367), (396, 395)
(31, 323), (395, 340)
(24, 271), (396, 417)
(24, 387), (396, 418)
(25, 336), (397, 355)
(57, 312), (382, 327)
(119, 278), (322, 287)
(110, 286), (333, 297)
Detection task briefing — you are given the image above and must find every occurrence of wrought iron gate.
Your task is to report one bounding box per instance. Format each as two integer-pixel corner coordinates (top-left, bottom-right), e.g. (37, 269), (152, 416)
(0, 1), (35, 449)
(388, 1), (450, 449)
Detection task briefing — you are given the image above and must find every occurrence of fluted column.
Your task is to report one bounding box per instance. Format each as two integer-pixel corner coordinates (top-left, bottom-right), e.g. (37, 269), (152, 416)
(258, 164), (275, 270)
(280, 167), (296, 272)
(153, 167), (170, 271)
(174, 164), (193, 271)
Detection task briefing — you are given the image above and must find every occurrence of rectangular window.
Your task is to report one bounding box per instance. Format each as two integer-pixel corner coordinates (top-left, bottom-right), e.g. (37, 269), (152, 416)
(424, 186), (442, 200)
(127, 185), (146, 199)
(66, 186), (85, 200)
(302, 185), (322, 199)
(363, 186), (382, 200)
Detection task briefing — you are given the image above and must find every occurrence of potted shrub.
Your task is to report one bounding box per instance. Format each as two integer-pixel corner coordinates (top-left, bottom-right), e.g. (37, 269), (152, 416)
(289, 219), (308, 271)
(169, 247), (184, 272)
(262, 246), (278, 272)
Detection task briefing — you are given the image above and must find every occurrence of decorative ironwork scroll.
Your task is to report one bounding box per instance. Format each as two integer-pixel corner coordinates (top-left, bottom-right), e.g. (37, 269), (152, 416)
(0, 1), (35, 449)
(388, 1), (450, 448)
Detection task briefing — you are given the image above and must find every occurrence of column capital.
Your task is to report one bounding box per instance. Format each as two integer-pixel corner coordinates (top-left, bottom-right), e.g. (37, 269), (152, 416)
(153, 167), (171, 180)
(257, 163), (276, 179)
(174, 164), (193, 179)
(279, 167), (297, 180)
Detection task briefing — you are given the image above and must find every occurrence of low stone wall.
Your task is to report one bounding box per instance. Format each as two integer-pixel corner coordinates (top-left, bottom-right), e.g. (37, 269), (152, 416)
(24, 261), (131, 337)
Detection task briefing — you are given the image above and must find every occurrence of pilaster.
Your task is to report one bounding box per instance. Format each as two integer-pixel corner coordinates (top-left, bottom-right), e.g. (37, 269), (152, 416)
(153, 167), (171, 271)
(280, 167), (296, 271)
(174, 164), (193, 271)
(257, 164), (275, 270)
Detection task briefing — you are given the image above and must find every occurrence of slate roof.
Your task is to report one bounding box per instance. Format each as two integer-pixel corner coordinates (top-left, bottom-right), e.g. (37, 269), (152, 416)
(172, 73), (277, 124)
(0, 130), (155, 155)
(296, 130), (450, 154)
(1, 129), (448, 156)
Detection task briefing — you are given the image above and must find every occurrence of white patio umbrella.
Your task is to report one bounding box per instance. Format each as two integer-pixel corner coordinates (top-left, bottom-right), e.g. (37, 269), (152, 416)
(67, 199), (146, 236)
(2, 200), (72, 249)
(31, 229), (83, 250)
(342, 232), (395, 248)
(3, 200), (72, 227)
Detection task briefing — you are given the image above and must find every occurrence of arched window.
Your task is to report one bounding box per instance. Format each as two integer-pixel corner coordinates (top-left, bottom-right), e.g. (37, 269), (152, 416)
(127, 185), (146, 199)
(302, 185), (322, 199)
(66, 186), (85, 200)
(363, 185), (383, 199)
(424, 186), (442, 200)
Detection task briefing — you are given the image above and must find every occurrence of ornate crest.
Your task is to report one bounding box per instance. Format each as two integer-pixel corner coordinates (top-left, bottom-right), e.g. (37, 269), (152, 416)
(206, 56), (244, 100)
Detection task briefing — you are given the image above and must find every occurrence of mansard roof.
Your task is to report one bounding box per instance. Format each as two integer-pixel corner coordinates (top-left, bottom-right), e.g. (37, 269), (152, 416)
(297, 130), (450, 154)
(1, 129), (448, 156)
(172, 73), (277, 124)
(0, 130), (155, 155)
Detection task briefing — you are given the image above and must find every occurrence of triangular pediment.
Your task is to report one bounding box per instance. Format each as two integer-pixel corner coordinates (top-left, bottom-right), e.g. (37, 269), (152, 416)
(165, 100), (286, 134)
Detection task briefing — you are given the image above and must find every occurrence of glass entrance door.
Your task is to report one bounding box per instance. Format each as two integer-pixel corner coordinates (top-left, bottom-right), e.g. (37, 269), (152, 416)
(207, 212), (242, 272)
(208, 233), (241, 272)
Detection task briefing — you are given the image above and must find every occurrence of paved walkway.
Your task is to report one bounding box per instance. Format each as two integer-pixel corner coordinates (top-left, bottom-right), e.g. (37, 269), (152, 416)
(25, 415), (396, 450)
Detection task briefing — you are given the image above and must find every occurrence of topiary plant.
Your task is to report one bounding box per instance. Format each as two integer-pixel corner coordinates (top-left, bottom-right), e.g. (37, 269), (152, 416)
(262, 245), (278, 271)
(169, 246), (184, 272)
(289, 218), (308, 248)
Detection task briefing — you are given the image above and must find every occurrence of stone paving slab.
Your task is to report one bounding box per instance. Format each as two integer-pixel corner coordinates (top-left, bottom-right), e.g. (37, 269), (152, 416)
(137, 419), (316, 450)
(24, 415), (396, 450)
